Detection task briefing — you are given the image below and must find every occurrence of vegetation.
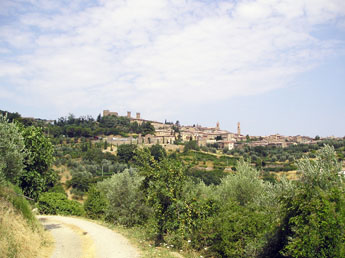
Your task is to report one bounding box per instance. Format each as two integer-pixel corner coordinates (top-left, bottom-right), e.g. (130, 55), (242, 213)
(1, 108), (345, 258)
(0, 115), (26, 184)
(84, 186), (108, 219)
(19, 126), (57, 200)
(37, 192), (85, 216)
(0, 183), (51, 258)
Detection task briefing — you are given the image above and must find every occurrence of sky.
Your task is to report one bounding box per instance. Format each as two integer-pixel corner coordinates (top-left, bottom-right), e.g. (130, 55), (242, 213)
(0, 0), (345, 137)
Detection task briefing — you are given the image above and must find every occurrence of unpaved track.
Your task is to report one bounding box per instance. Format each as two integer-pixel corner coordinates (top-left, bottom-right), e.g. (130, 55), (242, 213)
(38, 215), (140, 258)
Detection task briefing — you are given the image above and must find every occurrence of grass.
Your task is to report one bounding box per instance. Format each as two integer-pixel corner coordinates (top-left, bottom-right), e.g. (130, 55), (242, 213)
(0, 184), (53, 258)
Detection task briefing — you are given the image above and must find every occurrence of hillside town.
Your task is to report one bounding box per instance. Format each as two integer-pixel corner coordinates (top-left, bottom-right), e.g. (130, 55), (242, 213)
(102, 110), (322, 150)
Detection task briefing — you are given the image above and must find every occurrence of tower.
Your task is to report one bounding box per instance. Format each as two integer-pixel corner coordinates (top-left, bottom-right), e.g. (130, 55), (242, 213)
(136, 112), (141, 119)
(127, 111), (131, 118)
(103, 110), (110, 117)
(237, 122), (241, 135)
(216, 121), (220, 130)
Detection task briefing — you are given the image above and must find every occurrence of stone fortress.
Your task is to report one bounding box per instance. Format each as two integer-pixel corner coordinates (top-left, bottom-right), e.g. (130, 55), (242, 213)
(102, 110), (317, 150)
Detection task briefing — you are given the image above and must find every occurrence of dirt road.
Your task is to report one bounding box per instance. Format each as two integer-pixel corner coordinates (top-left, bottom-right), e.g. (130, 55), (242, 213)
(38, 215), (140, 258)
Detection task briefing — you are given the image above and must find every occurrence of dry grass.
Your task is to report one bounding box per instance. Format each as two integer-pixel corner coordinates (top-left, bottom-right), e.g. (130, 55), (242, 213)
(0, 197), (53, 258)
(275, 170), (300, 180)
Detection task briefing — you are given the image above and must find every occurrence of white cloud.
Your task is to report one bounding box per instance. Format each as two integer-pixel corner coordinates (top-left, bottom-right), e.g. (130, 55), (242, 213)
(0, 0), (344, 119)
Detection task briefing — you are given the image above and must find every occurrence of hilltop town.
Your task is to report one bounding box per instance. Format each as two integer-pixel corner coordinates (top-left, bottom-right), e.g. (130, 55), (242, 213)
(102, 110), (323, 150)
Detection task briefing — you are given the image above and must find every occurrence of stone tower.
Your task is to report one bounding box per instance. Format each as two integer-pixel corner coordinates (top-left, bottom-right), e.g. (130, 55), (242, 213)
(237, 122), (241, 135)
(127, 111), (131, 118)
(136, 112), (141, 119)
(103, 110), (110, 117)
(216, 121), (220, 130)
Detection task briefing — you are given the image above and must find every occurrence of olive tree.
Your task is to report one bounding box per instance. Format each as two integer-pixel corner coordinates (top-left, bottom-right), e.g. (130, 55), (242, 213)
(0, 115), (26, 184)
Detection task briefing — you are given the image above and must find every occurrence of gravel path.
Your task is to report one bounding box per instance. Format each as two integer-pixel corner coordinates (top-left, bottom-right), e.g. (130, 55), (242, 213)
(38, 215), (140, 258)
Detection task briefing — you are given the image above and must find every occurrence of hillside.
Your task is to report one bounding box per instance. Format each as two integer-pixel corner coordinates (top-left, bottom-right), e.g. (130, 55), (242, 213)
(0, 184), (53, 258)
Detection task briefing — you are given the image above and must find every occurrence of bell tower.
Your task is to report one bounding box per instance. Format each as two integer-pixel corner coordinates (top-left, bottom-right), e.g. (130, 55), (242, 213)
(237, 122), (241, 135)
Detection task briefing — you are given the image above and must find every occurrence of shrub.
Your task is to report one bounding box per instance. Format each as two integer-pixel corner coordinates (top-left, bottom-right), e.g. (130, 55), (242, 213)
(98, 169), (151, 226)
(38, 192), (84, 216)
(211, 201), (272, 258)
(264, 145), (345, 258)
(84, 186), (108, 220)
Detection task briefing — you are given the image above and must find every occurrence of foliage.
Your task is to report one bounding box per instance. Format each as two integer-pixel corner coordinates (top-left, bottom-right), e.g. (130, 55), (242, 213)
(217, 160), (268, 206)
(184, 140), (200, 152)
(19, 126), (57, 200)
(98, 169), (151, 226)
(38, 192), (85, 216)
(212, 202), (272, 258)
(263, 145), (345, 258)
(0, 115), (26, 184)
(84, 186), (108, 220)
(136, 149), (187, 242)
(67, 169), (92, 193)
(50, 113), (155, 138)
(150, 144), (167, 161)
(186, 168), (227, 185)
(117, 144), (137, 163)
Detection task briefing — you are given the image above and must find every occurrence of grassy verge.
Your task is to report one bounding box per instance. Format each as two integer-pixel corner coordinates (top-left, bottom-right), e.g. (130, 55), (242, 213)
(0, 184), (54, 258)
(85, 218), (201, 258)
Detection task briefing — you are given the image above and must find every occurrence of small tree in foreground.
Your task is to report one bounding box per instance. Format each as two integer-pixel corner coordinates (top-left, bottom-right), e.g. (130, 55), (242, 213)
(264, 145), (345, 258)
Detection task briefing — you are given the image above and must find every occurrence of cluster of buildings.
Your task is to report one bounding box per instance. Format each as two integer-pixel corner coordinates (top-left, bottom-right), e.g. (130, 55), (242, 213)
(102, 110), (320, 150)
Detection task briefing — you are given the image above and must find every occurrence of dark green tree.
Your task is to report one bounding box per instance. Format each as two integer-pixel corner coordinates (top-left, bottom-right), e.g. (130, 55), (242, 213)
(84, 186), (108, 219)
(184, 140), (200, 152)
(117, 144), (137, 163)
(136, 149), (186, 243)
(149, 144), (167, 161)
(19, 126), (57, 200)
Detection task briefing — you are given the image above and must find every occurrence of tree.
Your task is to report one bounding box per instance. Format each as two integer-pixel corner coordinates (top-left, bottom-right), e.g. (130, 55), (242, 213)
(136, 149), (187, 242)
(140, 121), (155, 135)
(98, 169), (150, 226)
(117, 144), (137, 163)
(149, 144), (167, 161)
(0, 115), (26, 184)
(19, 126), (56, 200)
(84, 186), (108, 219)
(264, 145), (345, 258)
(215, 135), (222, 141)
(184, 140), (199, 152)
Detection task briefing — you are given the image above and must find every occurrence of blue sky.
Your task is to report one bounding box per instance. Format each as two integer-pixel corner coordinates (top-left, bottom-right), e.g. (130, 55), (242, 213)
(0, 0), (345, 137)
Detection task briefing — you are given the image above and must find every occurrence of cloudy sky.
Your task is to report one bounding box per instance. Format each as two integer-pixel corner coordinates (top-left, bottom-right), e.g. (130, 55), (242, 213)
(1, 0), (345, 137)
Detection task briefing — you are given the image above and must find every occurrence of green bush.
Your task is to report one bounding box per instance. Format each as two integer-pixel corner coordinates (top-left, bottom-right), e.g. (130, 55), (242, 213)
(38, 192), (85, 216)
(211, 202), (272, 258)
(98, 169), (151, 226)
(84, 186), (108, 220)
(263, 145), (345, 258)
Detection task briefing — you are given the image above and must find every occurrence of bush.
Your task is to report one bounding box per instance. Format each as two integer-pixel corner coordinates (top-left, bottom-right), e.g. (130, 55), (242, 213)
(264, 145), (345, 258)
(38, 192), (84, 216)
(98, 169), (151, 226)
(211, 201), (272, 258)
(184, 140), (200, 152)
(84, 186), (108, 220)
